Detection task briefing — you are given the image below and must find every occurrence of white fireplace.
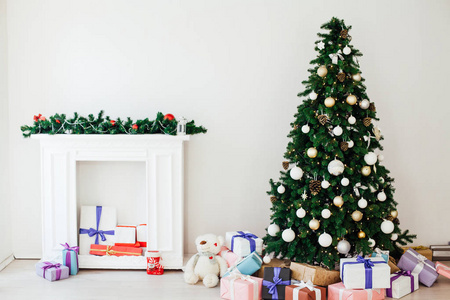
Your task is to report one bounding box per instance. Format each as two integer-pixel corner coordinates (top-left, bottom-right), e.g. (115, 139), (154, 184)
(32, 134), (189, 269)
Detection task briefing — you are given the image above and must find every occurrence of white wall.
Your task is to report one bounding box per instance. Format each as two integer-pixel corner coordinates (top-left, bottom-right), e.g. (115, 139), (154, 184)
(0, 0), (12, 264)
(6, 0), (450, 257)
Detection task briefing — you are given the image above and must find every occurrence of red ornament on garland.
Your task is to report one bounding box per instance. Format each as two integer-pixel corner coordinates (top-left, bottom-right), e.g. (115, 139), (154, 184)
(164, 114), (175, 121)
(56, 119), (61, 124)
(132, 124), (138, 130)
(110, 120), (116, 126)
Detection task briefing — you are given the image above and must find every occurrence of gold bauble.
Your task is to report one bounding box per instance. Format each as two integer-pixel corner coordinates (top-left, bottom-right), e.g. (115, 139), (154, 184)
(307, 147), (318, 158)
(309, 218), (320, 230)
(351, 210), (363, 222)
(391, 210), (398, 218)
(346, 94), (357, 105)
(333, 196), (344, 207)
(324, 97), (335, 108)
(317, 66), (328, 77)
(358, 230), (366, 239)
(352, 73), (362, 82)
(361, 166), (371, 176)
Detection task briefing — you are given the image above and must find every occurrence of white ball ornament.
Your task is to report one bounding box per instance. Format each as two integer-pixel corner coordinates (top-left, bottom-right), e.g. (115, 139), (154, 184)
(282, 228), (296, 242)
(364, 152), (378, 166)
(317, 66), (328, 77)
(290, 167), (304, 180)
(347, 140), (354, 148)
(307, 147), (318, 158)
(333, 126), (343, 136)
(346, 95), (357, 105)
(267, 224), (280, 237)
(328, 159), (345, 176)
(377, 191), (387, 202)
(263, 255), (272, 264)
(309, 92), (318, 100)
(321, 209), (331, 219)
(348, 115), (356, 125)
(352, 73), (362, 82)
(321, 180), (330, 189)
(309, 219), (320, 230)
(277, 185), (286, 194)
(341, 177), (350, 186)
(337, 239), (351, 254)
(358, 198), (368, 209)
(296, 208), (306, 219)
(318, 233), (333, 247)
(325, 97), (335, 108)
(359, 99), (370, 109)
(368, 238), (376, 247)
(378, 154), (385, 162)
(301, 124), (310, 133)
(381, 220), (395, 234)
(391, 233), (399, 241)
(343, 46), (351, 55)
(333, 196), (344, 207)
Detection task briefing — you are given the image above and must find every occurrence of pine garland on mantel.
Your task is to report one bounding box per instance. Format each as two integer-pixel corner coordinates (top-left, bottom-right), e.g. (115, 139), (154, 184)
(20, 111), (207, 138)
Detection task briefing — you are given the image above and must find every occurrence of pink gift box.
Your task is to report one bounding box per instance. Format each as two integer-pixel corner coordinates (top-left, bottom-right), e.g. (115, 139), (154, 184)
(220, 274), (263, 300)
(436, 261), (450, 279)
(220, 246), (240, 268)
(328, 282), (385, 300)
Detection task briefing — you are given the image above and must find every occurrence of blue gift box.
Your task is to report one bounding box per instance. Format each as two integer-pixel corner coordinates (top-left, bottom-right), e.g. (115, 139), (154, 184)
(223, 251), (262, 277)
(62, 243), (79, 275)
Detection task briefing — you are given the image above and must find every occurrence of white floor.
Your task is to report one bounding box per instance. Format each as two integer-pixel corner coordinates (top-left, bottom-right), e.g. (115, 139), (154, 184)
(1, 260), (450, 300)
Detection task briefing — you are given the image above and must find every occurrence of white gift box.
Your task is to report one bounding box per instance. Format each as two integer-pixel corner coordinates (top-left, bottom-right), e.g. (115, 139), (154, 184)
(79, 206), (117, 255)
(340, 256), (390, 289)
(137, 224), (147, 247)
(114, 225), (136, 244)
(225, 231), (263, 257)
(387, 271), (419, 299)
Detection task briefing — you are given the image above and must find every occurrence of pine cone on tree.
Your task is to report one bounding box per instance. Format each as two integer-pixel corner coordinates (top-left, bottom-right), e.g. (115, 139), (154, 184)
(363, 117), (372, 127)
(369, 102), (376, 112)
(309, 180), (321, 195)
(270, 196), (277, 203)
(318, 115), (328, 125)
(337, 72), (346, 82)
(340, 29), (349, 39)
(340, 141), (349, 151)
(282, 161), (290, 170)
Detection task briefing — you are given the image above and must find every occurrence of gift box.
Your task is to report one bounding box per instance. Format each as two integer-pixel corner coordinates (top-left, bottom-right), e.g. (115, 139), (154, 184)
(431, 245), (450, 261)
(401, 246), (432, 261)
(220, 272), (263, 300)
(254, 258), (290, 278)
(61, 243), (79, 275)
(285, 281), (326, 300)
(137, 224), (147, 247)
(340, 256), (390, 289)
(89, 244), (142, 256)
(36, 261), (70, 282)
(262, 267), (291, 300)
(436, 261), (450, 278)
(290, 262), (340, 286)
(397, 248), (438, 287)
(224, 251), (263, 277)
(386, 270), (419, 299)
(388, 256), (400, 274)
(114, 225), (137, 247)
(226, 231), (263, 257)
(220, 246), (240, 268)
(371, 248), (389, 263)
(79, 206), (116, 255)
(328, 282), (385, 300)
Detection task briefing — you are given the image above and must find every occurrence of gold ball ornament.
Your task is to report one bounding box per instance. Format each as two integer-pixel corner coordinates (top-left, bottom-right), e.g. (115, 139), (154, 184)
(309, 218), (320, 230)
(307, 147), (318, 158)
(333, 196), (344, 207)
(351, 210), (363, 222)
(358, 230), (366, 239)
(346, 94), (357, 105)
(352, 73), (362, 82)
(391, 210), (398, 218)
(324, 97), (335, 108)
(361, 166), (371, 176)
(317, 66), (328, 77)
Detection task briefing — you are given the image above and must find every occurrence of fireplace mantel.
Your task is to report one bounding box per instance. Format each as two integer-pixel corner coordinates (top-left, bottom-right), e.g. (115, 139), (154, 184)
(32, 134), (189, 269)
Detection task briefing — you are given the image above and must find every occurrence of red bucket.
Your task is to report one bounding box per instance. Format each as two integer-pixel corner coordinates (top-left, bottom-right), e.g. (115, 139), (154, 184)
(146, 251), (164, 275)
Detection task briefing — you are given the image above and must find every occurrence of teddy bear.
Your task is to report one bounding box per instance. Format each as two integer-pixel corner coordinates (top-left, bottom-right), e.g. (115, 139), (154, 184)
(183, 233), (229, 288)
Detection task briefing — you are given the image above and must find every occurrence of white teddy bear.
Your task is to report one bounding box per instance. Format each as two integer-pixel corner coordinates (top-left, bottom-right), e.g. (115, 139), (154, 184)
(183, 233), (228, 288)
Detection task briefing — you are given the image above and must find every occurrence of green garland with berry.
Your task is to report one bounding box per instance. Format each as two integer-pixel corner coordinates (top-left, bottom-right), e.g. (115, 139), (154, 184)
(20, 111), (207, 138)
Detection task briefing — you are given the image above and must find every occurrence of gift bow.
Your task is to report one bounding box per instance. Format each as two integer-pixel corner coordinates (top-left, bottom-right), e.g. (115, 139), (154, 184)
(61, 243), (79, 253)
(41, 262), (62, 280)
(228, 269), (258, 300)
(231, 231), (258, 253)
(292, 280), (321, 300)
(353, 183), (368, 197)
(329, 50), (344, 64)
(79, 206), (115, 244)
(374, 248), (388, 257)
(386, 270), (415, 298)
(263, 267), (290, 299)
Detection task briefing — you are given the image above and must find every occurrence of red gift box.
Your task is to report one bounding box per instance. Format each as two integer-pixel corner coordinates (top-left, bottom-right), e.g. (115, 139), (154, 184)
(89, 244), (142, 256)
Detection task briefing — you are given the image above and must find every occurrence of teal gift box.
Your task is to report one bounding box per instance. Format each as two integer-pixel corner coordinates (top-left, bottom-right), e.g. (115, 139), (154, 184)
(223, 251), (262, 277)
(61, 243), (79, 275)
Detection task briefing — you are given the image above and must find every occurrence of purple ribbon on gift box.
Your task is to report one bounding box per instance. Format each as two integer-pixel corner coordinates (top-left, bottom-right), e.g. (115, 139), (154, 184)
(61, 243), (79, 272)
(386, 270), (415, 298)
(263, 267), (290, 299)
(341, 256), (386, 289)
(42, 262), (62, 280)
(231, 231), (257, 253)
(79, 206), (115, 244)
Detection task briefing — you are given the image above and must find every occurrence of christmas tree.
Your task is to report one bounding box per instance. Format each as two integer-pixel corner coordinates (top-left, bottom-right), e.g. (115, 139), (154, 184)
(263, 17), (415, 270)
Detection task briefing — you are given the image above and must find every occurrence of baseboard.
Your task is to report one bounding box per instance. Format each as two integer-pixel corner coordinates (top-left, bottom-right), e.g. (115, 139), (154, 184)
(0, 254), (14, 272)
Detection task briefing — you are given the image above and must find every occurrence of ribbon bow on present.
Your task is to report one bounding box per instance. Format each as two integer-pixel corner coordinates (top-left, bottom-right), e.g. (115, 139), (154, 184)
(41, 262), (62, 280)
(386, 270), (415, 298)
(292, 280), (321, 300)
(329, 50), (344, 64)
(231, 231), (258, 253)
(374, 248), (388, 256)
(263, 267), (290, 299)
(79, 206), (115, 244)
